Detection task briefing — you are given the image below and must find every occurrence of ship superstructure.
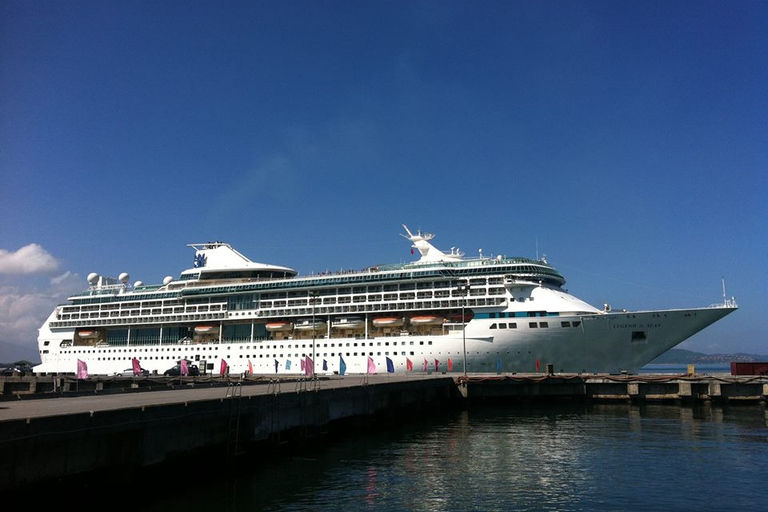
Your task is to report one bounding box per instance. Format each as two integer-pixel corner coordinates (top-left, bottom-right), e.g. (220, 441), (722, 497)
(35, 226), (737, 376)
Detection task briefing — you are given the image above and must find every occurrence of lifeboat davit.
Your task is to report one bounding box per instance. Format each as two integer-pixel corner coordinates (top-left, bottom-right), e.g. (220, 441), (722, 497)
(266, 321), (293, 332)
(77, 330), (98, 339)
(372, 316), (405, 327)
(409, 315), (445, 326)
(194, 325), (218, 334)
(332, 317), (364, 329)
(294, 319), (327, 331)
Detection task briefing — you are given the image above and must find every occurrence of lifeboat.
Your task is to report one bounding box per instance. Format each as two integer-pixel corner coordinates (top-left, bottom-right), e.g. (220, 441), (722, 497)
(449, 310), (475, 322)
(265, 321), (293, 332)
(77, 330), (99, 339)
(409, 315), (445, 326)
(194, 325), (218, 334)
(294, 319), (327, 331)
(332, 317), (364, 329)
(372, 316), (405, 327)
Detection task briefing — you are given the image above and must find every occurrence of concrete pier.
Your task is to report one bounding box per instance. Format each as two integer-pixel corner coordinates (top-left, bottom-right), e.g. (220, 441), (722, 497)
(0, 374), (457, 491)
(455, 373), (768, 403)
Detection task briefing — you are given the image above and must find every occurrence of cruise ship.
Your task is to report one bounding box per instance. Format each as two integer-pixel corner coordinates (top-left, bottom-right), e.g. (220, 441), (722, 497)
(34, 226), (737, 376)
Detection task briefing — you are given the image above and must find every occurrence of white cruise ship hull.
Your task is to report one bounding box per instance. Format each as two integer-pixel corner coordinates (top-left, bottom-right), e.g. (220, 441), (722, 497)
(33, 230), (738, 376)
(35, 305), (735, 376)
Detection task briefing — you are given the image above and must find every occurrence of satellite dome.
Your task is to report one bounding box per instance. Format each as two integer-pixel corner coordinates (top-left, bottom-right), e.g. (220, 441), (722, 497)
(118, 272), (130, 284)
(163, 276), (173, 285)
(134, 281), (143, 288)
(87, 273), (99, 285)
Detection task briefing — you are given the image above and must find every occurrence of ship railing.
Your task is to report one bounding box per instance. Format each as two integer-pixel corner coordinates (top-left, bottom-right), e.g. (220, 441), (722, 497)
(709, 297), (738, 308)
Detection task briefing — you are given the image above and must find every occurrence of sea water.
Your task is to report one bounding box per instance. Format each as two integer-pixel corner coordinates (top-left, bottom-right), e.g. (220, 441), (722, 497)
(141, 400), (767, 512)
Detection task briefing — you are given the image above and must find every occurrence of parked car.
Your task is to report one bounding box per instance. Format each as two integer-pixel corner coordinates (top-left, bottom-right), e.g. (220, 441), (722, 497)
(114, 367), (150, 377)
(164, 363), (200, 376)
(1, 362), (32, 376)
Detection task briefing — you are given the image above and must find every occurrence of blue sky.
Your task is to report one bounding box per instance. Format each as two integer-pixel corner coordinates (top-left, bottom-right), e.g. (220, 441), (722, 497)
(1, 1), (766, 363)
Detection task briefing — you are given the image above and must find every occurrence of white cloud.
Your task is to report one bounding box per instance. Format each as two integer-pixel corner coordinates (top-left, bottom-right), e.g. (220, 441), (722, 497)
(0, 271), (81, 362)
(0, 288), (50, 336)
(0, 244), (60, 275)
(51, 271), (74, 286)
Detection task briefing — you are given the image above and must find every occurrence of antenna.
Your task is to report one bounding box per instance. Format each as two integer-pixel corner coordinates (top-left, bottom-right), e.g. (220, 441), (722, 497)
(722, 277), (727, 305)
(535, 236), (539, 260)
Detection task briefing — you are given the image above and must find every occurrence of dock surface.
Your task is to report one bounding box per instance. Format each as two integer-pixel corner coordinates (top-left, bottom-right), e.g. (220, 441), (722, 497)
(0, 373), (448, 421)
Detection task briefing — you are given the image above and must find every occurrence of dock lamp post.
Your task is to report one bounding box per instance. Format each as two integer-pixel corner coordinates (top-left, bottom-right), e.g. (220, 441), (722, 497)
(310, 291), (316, 379)
(459, 280), (470, 377)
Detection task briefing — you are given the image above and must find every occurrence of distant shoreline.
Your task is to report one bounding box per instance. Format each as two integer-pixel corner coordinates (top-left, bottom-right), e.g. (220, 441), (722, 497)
(650, 349), (768, 365)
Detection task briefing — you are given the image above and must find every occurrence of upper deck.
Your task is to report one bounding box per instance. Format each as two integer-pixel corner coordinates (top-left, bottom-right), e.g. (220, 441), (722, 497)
(65, 226), (565, 304)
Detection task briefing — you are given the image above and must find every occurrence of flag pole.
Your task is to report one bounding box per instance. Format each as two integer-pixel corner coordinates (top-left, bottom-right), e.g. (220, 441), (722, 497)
(460, 280), (470, 378)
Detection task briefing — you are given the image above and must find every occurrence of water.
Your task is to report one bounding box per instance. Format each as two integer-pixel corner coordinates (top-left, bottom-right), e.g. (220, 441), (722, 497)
(139, 401), (767, 512)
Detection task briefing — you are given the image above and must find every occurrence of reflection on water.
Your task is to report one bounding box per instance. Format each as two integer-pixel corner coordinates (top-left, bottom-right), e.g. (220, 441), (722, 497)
(142, 402), (767, 512)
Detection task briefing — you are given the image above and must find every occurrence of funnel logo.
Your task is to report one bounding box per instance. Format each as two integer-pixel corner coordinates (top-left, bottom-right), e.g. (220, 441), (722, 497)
(194, 253), (207, 268)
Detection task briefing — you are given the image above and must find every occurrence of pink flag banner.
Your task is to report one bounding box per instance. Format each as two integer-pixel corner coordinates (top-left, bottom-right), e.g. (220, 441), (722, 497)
(248, 360), (253, 375)
(132, 357), (141, 376)
(367, 357), (376, 374)
(301, 358), (306, 371)
(220, 359), (228, 376)
(448, 359), (453, 371)
(77, 359), (88, 379)
(180, 359), (189, 376)
(434, 359), (439, 372)
(305, 356), (314, 376)
(423, 359), (428, 372)
(406, 358), (413, 372)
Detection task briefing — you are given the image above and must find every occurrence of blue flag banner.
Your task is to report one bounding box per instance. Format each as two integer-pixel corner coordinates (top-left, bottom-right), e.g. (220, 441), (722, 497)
(340, 356), (347, 376)
(323, 359), (328, 371)
(386, 357), (394, 373)
(274, 359), (279, 373)
(286, 359), (292, 370)
(496, 358), (503, 373)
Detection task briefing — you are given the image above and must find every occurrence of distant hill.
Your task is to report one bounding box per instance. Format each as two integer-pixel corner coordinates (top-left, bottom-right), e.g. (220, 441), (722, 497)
(651, 349), (768, 364)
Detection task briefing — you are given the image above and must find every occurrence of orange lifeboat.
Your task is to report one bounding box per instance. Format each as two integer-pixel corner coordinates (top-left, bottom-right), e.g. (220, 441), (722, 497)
(372, 316), (404, 327)
(266, 321), (293, 332)
(77, 330), (99, 339)
(194, 325), (218, 334)
(409, 315), (445, 326)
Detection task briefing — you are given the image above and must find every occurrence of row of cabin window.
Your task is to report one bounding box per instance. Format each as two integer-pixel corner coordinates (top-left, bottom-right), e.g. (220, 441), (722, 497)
(490, 321), (582, 329)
